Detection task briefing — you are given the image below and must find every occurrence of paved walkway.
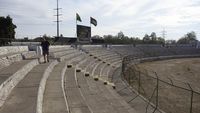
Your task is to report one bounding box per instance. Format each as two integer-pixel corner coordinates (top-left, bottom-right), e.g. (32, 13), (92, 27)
(0, 62), (51, 113)
(43, 62), (68, 113)
(64, 67), (91, 113)
(0, 60), (31, 84)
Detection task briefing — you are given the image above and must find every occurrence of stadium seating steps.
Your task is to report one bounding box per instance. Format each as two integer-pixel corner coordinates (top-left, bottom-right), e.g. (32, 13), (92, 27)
(0, 45), (199, 113)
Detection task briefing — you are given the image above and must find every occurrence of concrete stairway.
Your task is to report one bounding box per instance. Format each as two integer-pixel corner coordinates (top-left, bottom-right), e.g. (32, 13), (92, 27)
(62, 64), (136, 113)
(75, 49), (120, 86)
(0, 46), (139, 113)
(0, 51), (40, 108)
(42, 52), (87, 113)
(65, 64), (137, 113)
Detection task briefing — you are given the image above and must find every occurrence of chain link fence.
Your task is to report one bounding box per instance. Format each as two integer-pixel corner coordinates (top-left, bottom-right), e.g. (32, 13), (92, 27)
(122, 55), (200, 113)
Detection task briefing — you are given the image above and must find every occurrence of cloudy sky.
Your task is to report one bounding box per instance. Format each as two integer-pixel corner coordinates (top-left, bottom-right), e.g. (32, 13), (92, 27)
(0, 0), (200, 40)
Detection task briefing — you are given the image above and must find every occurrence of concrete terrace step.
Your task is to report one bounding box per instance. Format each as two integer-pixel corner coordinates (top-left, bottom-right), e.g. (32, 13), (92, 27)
(0, 46), (28, 56)
(104, 60), (122, 82)
(67, 53), (88, 66)
(0, 51), (37, 70)
(104, 56), (121, 62)
(92, 52), (116, 58)
(77, 54), (120, 85)
(21, 51), (37, 59)
(103, 83), (138, 113)
(76, 70), (137, 113)
(49, 47), (72, 53)
(51, 49), (78, 58)
(111, 60), (122, 67)
(78, 56), (97, 71)
(102, 57), (122, 65)
(0, 59), (39, 107)
(0, 60), (56, 113)
(58, 51), (83, 62)
(76, 55), (116, 85)
(98, 54), (120, 60)
(93, 62), (112, 84)
(113, 67), (161, 113)
(99, 56), (120, 61)
(0, 53), (23, 70)
(85, 59), (100, 77)
(76, 71), (115, 113)
(43, 62), (68, 113)
(107, 66), (117, 82)
(110, 58), (122, 64)
(64, 67), (91, 113)
(93, 62), (105, 78)
(100, 64), (112, 82)
(0, 60), (31, 84)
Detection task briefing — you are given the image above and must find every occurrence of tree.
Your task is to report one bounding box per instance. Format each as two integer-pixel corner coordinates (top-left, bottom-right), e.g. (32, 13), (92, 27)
(0, 16), (17, 46)
(157, 37), (165, 44)
(177, 37), (187, 44)
(150, 32), (157, 43)
(143, 34), (150, 44)
(177, 31), (197, 44)
(117, 31), (125, 39)
(104, 35), (114, 44)
(104, 31), (129, 44)
(92, 35), (101, 39)
(103, 31), (164, 44)
(186, 31), (196, 41)
(91, 35), (104, 43)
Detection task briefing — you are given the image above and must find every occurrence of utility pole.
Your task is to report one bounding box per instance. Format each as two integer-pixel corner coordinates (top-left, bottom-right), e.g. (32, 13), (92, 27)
(54, 0), (62, 37)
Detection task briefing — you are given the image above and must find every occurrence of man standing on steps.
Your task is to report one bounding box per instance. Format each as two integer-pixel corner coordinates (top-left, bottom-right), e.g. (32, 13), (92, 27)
(41, 37), (50, 63)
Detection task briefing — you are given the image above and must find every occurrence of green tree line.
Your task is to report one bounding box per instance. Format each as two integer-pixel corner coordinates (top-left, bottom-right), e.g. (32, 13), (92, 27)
(94, 31), (197, 45)
(102, 31), (165, 44)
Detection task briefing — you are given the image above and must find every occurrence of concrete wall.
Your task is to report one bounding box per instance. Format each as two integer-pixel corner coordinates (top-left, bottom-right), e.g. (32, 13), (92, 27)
(29, 45), (71, 51)
(49, 45), (71, 49)
(0, 45), (71, 57)
(11, 42), (40, 46)
(0, 46), (28, 56)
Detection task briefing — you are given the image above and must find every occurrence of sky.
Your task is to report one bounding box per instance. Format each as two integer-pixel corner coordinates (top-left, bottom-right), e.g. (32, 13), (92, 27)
(0, 0), (200, 40)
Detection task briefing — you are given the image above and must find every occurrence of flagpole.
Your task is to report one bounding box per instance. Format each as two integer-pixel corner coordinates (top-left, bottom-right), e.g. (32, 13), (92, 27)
(75, 14), (77, 37)
(76, 14), (78, 43)
(90, 17), (92, 43)
(76, 18), (77, 37)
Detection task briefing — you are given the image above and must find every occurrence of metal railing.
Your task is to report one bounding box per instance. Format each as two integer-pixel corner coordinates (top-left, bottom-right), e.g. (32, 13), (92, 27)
(122, 55), (200, 113)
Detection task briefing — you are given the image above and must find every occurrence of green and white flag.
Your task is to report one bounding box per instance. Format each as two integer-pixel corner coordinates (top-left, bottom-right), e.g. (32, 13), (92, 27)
(90, 17), (97, 26)
(76, 13), (82, 22)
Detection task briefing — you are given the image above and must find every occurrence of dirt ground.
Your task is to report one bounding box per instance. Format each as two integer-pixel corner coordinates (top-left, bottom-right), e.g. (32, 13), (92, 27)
(137, 58), (200, 92)
(135, 58), (200, 113)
